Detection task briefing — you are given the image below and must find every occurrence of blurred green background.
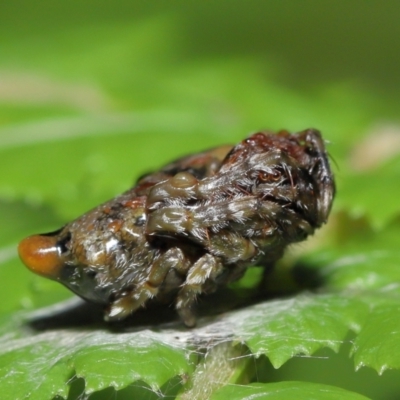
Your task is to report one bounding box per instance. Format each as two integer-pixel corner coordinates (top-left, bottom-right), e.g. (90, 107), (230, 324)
(1, 1), (400, 399)
(1, 0), (399, 222)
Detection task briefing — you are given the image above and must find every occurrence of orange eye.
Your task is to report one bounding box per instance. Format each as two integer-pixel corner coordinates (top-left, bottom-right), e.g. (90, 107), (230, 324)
(258, 170), (282, 182)
(18, 235), (63, 279)
(270, 170), (282, 180)
(258, 171), (269, 181)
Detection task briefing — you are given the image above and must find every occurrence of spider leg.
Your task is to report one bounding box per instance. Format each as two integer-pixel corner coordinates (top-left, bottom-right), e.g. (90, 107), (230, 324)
(104, 247), (187, 321)
(175, 253), (223, 327)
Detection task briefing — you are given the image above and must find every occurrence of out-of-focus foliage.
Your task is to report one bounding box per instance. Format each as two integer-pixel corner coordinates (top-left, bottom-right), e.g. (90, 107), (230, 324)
(211, 381), (372, 400)
(1, 1), (400, 399)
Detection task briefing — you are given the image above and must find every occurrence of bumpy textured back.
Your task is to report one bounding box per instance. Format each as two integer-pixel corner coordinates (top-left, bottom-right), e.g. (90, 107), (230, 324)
(18, 129), (335, 327)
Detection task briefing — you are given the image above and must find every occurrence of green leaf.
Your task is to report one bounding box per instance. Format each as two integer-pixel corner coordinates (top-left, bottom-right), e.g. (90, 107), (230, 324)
(0, 292), (367, 399)
(211, 381), (371, 400)
(73, 340), (192, 394)
(0, 314), (193, 400)
(352, 302), (400, 374)
(241, 294), (369, 368)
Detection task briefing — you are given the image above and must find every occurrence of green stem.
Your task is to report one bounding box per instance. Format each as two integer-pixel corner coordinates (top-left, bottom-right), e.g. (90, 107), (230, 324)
(177, 342), (253, 400)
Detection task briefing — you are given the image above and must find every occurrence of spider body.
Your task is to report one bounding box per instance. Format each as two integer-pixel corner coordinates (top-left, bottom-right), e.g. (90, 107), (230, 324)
(19, 129), (335, 327)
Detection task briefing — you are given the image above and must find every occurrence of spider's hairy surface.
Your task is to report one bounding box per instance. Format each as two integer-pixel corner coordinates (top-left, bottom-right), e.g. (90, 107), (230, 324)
(19, 129), (335, 327)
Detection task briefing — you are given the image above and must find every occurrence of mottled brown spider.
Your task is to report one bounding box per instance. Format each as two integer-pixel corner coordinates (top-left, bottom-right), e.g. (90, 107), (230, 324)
(18, 129), (335, 327)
